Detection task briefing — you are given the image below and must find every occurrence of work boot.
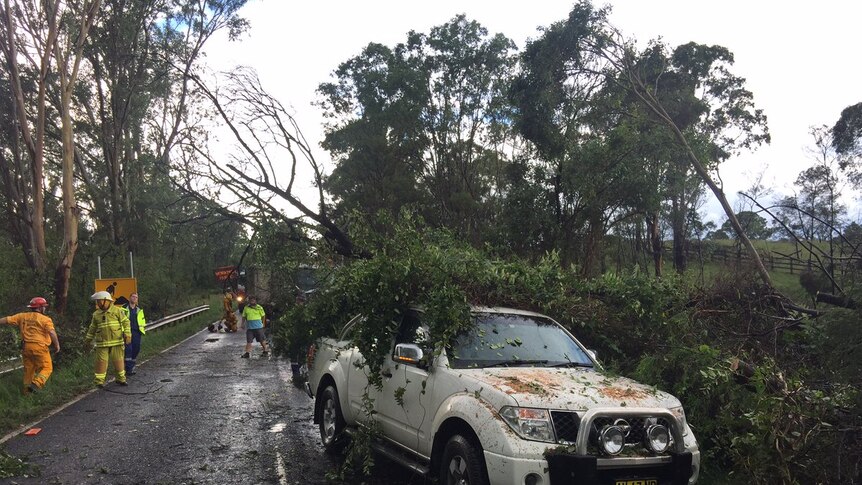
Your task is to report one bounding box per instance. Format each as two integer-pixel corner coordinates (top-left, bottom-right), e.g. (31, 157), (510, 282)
(117, 380), (128, 386)
(261, 350), (269, 356)
(27, 383), (39, 394)
(241, 352), (250, 358)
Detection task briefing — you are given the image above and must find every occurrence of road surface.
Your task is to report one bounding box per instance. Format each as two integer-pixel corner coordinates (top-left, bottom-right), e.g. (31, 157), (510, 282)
(0, 328), (426, 484)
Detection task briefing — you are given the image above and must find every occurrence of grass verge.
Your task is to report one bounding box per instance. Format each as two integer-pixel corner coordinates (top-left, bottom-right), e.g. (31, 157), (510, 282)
(0, 295), (220, 438)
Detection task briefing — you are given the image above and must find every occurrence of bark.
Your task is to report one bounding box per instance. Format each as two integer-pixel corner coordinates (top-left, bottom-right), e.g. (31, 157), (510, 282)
(815, 292), (857, 310)
(0, 0), (57, 269)
(582, 212), (604, 278)
(671, 197), (688, 274)
(729, 358), (787, 394)
(52, 0), (102, 314)
(646, 211), (662, 277)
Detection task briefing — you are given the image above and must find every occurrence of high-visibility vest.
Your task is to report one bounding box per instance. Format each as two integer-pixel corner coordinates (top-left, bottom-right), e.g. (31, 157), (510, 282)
(122, 305), (147, 335)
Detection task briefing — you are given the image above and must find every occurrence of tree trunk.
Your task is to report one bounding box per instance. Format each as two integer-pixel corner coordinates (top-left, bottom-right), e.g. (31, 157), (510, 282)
(646, 211), (663, 277)
(52, 0), (101, 314)
(54, 100), (80, 314)
(582, 213), (604, 278)
(0, 0), (55, 270)
(671, 197), (688, 274)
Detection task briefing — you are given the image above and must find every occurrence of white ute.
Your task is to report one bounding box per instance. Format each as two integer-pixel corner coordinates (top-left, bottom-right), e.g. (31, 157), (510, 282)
(306, 307), (700, 485)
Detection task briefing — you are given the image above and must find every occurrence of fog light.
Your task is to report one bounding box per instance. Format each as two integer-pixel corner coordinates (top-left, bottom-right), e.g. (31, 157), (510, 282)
(599, 425), (625, 455)
(524, 472), (543, 485)
(645, 424), (670, 454)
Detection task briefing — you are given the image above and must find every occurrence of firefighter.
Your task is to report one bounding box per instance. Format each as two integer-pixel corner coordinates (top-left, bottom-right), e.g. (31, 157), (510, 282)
(222, 291), (238, 332)
(0, 297), (60, 394)
(85, 291), (131, 387)
(123, 293), (146, 375)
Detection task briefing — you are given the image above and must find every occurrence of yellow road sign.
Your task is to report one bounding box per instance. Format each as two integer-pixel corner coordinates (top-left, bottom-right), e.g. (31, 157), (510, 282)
(94, 278), (138, 306)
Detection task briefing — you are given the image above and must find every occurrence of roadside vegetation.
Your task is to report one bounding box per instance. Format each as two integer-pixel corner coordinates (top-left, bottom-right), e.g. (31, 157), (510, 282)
(1, 0), (861, 483)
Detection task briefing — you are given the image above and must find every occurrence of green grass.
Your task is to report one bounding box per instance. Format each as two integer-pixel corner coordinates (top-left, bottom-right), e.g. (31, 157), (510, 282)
(686, 259), (809, 301)
(0, 294), (220, 438)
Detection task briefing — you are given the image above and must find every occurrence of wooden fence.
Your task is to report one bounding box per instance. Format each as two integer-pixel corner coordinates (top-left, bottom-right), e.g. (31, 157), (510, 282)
(671, 243), (856, 276)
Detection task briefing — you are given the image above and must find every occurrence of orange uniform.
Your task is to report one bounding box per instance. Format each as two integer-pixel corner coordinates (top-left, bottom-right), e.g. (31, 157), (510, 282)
(222, 293), (238, 332)
(3, 312), (56, 392)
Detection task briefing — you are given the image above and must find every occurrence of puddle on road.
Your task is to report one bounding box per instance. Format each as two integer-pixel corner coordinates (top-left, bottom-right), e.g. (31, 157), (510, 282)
(268, 422), (287, 433)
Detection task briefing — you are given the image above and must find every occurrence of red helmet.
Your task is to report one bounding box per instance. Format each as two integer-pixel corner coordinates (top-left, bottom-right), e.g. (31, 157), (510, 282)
(28, 297), (49, 309)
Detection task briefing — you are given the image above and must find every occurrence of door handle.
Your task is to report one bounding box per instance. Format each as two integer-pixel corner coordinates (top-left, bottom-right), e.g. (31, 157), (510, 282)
(382, 368), (393, 378)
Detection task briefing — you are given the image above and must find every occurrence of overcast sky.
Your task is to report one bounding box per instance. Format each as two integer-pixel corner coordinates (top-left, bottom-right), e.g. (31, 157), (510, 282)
(205, 0), (862, 223)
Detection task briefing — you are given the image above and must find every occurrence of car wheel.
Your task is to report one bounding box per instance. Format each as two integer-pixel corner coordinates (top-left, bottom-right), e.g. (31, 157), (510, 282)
(439, 434), (488, 485)
(318, 384), (346, 453)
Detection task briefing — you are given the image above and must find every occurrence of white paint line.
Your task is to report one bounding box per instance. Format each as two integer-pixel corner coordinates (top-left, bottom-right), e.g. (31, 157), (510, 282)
(0, 323), (216, 446)
(276, 449), (288, 485)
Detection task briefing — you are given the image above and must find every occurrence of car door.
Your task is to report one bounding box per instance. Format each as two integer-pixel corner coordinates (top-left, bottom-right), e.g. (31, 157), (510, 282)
(374, 311), (433, 451)
(341, 317), (377, 421)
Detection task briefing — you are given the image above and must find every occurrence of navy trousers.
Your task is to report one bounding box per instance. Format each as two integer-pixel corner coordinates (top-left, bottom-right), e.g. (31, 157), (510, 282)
(124, 332), (142, 373)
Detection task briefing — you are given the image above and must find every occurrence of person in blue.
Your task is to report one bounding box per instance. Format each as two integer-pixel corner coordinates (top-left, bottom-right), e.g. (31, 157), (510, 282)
(241, 295), (269, 358)
(123, 293), (147, 375)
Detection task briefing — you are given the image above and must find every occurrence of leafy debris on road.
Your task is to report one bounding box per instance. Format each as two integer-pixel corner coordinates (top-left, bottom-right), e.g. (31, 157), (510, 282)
(0, 448), (38, 479)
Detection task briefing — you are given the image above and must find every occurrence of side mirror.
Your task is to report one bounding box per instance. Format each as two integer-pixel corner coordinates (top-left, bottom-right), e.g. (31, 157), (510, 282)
(394, 343), (426, 368)
(586, 349), (598, 361)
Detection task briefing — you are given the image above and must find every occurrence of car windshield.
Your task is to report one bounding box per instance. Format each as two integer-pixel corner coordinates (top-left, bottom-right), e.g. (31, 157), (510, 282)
(448, 313), (594, 369)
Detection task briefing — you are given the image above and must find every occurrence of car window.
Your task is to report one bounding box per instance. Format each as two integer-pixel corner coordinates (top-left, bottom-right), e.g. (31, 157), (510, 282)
(448, 313), (593, 369)
(395, 311), (428, 347)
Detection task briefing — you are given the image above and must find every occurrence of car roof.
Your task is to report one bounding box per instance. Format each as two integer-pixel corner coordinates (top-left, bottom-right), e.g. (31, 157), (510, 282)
(407, 305), (549, 319)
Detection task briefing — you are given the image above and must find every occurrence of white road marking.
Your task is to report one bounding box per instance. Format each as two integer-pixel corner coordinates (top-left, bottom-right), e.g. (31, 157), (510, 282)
(276, 449), (288, 485)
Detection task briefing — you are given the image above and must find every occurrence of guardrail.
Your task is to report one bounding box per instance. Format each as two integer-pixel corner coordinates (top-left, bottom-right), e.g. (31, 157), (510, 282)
(0, 305), (211, 377)
(145, 305), (210, 332)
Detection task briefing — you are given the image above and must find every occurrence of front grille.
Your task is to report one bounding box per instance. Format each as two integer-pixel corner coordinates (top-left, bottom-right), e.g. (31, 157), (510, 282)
(551, 411), (580, 443)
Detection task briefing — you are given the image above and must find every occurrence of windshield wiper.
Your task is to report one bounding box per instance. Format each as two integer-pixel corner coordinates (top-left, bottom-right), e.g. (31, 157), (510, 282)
(550, 361), (594, 368)
(486, 359), (549, 368)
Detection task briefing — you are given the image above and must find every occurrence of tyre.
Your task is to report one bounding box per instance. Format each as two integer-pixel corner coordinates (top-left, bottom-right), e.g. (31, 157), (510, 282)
(439, 434), (489, 485)
(318, 384), (346, 453)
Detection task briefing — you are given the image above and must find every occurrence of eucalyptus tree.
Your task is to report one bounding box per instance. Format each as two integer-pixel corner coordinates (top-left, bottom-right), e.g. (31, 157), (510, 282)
(0, 0), (61, 270)
(180, 67), (367, 258)
(73, 0), (248, 250)
(510, 17), (713, 275)
(832, 102), (862, 159)
(317, 15), (518, 242)
(513, 1), (771, 283)
(0, 0), (103, 312)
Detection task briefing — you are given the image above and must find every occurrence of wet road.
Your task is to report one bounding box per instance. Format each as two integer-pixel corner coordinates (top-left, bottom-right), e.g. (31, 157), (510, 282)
(0, 328), (426, 484)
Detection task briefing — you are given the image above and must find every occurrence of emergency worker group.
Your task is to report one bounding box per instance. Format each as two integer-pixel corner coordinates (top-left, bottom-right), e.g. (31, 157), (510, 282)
(1, 291), (147, 392)
(3, 290), (270, 394)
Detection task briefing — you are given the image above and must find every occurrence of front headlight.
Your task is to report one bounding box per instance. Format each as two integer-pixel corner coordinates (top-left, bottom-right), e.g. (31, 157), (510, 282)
(670, 406), (688, 436)
(500, 406), (555, 443)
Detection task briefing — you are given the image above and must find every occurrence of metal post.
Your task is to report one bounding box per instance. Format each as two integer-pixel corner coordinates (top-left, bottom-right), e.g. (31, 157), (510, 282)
(130, 252), (134, 278)
(98, 256), (102, 279)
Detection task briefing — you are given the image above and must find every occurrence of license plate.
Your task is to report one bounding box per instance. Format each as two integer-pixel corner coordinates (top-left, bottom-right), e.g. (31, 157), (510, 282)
(614, 480), (658, 485)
